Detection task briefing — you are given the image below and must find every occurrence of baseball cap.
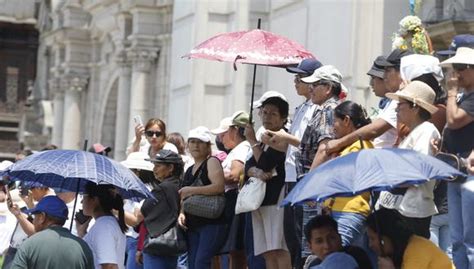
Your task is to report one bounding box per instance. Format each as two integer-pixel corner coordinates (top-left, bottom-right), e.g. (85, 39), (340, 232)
(26, 196), (69, 220)
(438, 34), (474, 56)
(286, 58), (323, 75)
(367, 56), (386, 78)
(211, 111), (250, 134)
(146, 149), (183, 164)
(378, 49), (412, 68)
(252, 91), (288, 109)
(188, 126), (213, 143)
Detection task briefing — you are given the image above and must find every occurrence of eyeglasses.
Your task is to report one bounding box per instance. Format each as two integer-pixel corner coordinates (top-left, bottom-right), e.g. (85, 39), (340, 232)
(145, 131), (163, 137)
(453, 64), (471, 72)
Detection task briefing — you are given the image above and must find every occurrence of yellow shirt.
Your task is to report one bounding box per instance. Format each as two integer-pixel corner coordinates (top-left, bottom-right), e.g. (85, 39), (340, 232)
(402, 235), (455, 269)
(323, 140), (373, 216)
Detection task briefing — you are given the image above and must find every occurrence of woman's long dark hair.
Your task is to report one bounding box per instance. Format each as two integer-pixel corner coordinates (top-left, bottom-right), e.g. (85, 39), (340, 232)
(367, 208), (414, 267)
(334, 101), (371, 129)
(84, 182), (128, 233)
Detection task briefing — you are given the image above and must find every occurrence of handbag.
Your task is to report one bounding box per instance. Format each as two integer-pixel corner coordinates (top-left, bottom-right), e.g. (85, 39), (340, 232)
(435, 129), (467, 183)
(182, 159), (226, 219)
(143, 225), (187, 256)
(143, 184), (187, 256)
(235, 177), (266, 214)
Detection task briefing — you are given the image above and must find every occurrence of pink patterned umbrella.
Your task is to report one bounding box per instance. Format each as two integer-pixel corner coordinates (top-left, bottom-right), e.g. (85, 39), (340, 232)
(183, 29), (315, 68)
(183, 21), (316, 122)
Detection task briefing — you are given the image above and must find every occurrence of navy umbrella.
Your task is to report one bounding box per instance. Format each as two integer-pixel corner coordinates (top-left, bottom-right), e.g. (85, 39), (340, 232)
(282, 148), (465, 206)
(1, 149), (153, 201)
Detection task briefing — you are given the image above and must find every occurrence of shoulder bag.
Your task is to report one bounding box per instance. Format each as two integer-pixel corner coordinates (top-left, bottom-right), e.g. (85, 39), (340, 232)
(182, 159), (226, 219)
(235, 176), (266, 214)
(144, 186), (187, 256)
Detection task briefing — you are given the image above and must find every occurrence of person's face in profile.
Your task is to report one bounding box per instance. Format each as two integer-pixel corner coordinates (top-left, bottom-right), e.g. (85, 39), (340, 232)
(308, 226), (342, 261)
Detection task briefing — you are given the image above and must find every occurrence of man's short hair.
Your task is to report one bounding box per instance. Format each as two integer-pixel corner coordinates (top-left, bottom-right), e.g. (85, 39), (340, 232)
(44, 213), (67, 226)
(304, 214), (339, 242)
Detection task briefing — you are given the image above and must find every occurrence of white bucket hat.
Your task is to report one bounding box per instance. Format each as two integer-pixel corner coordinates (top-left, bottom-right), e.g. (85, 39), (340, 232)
(440, 47), (474, 67)
(301, 65), (349, 96)
(386, 81), (438, 114)
(121, 152), (154, 171)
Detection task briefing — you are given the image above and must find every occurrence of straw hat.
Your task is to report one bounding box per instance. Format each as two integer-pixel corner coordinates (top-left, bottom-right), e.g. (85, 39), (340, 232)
(440, 47), (474, 67)
(386, 81), (438, 114)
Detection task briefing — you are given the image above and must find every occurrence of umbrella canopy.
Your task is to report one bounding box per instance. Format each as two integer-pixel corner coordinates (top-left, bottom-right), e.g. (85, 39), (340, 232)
(183, 29), (315, 66)
(282, 148), (465, 206)
(1, 150), (153, 201)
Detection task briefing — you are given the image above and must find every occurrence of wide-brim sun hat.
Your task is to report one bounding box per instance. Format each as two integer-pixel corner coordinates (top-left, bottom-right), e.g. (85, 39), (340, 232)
(440, 47), (474, 67)
(188, 126), (213, 143)
(121, 152), (154, 171)
(386, 81), (438, 114)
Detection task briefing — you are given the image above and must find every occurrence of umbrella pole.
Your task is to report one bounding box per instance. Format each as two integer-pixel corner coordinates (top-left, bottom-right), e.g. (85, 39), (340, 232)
(69, 139), (88, 231)
(248, 18), (261, 124)
(370, 191), (386, 257)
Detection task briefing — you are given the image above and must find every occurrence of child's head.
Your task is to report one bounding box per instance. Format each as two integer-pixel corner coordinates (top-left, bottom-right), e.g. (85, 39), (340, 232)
(304, 215), (342, 260)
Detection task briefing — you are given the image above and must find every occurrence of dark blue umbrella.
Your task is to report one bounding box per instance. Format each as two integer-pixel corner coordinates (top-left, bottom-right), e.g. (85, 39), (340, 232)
(1, 149), (153, 201)
(282, 148), (465, 206)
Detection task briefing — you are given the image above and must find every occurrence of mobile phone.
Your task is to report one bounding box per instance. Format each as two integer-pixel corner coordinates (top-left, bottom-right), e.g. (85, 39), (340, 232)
(133, 115), (143, 126)
(5, 187), (13, 208)
(75, 209), (91, 224)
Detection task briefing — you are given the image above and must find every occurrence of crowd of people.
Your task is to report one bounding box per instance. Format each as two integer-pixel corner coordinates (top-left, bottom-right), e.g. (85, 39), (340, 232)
(1, 29), (474, 269)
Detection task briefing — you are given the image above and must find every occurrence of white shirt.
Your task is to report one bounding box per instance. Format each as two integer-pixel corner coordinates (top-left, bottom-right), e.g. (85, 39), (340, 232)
(285, 100), (316, 182)
(222, 141), (251, 191)
(376, 121), (441, 218)
(84, 216), (126, 269)
(373, 99), (398, 149)
(123, 200), (139, 238)
(63, 198), (82, 236)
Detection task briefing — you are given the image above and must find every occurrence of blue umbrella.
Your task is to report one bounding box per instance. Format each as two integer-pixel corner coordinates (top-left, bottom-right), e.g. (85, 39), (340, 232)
(1, 149), (153, 201)
(282, 148), (465, 206)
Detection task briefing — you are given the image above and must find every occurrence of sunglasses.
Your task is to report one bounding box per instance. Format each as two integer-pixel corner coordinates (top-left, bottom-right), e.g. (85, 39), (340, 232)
(145, 131), (163, 137)
(453, 64), (471, 71)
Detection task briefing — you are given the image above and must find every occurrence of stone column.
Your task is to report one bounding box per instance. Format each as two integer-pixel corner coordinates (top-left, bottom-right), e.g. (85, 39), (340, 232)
(114, 52), (132, 160)
(50, 78), (64, 147)
(61, 76), (87, 149)
(127, 49), (157, 142)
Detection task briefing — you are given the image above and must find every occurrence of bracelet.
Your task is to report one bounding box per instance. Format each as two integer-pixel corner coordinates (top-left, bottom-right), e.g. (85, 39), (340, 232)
(447, 93), (457, 98)
(251, 143), (260, 148)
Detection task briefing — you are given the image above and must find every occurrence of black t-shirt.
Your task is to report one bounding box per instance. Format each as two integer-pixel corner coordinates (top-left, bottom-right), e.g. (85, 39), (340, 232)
(443, 91), (474, 157)
(244, 144), (286, 206)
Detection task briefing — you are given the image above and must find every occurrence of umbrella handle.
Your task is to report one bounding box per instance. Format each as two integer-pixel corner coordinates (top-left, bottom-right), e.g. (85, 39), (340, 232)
(370, 191), (386, 257)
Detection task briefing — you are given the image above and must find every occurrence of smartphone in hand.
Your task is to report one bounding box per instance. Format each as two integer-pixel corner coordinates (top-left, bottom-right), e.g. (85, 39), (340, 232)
(5, 186), (13, 208)
(75, 209), (91, 225)
(133, 115), (143, 126)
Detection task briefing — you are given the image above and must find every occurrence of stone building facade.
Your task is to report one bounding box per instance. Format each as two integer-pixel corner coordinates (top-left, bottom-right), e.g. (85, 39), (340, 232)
(30, 0), (473, 161)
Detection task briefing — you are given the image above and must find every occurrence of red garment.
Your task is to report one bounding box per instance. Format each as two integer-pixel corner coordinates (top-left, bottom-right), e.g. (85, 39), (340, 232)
(137, 221), (147, 251)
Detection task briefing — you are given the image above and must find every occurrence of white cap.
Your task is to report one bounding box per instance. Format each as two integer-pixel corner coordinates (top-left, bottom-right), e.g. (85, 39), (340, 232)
(400, 54), (443, 82)
(252, 91), (288, 109)
(121, 152), (154, 171)
(188, 126), (213, 143)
